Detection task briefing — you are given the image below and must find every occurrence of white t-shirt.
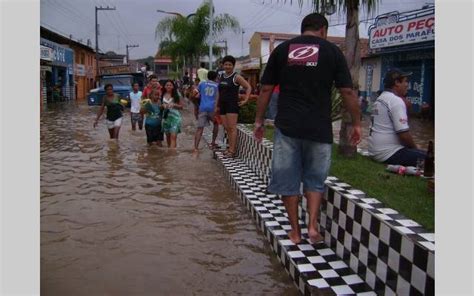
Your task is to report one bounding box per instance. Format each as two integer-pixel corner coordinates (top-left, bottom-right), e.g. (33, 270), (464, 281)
(368, 90), (410, 162)
(129, 91), (142, 113)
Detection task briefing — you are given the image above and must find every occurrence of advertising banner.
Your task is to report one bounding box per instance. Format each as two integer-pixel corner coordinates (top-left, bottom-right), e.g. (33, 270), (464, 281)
(40, 38), (74, 67)
(369, 13), (434, 49)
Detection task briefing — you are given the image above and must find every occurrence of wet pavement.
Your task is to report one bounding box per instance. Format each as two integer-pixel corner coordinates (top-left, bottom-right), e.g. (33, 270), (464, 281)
(333, 114), (435, 151)
(40, 101), (298, 295)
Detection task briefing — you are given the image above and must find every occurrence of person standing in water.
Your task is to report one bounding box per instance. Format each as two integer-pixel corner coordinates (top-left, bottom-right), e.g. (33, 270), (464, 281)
(216, 55), (252, 158)
(193, 71), (220, 152)
(141, 89), (164, 146)
(129, 82), (143, 131)
(93, 84), (125, 139)
(161, 80), (184, 148)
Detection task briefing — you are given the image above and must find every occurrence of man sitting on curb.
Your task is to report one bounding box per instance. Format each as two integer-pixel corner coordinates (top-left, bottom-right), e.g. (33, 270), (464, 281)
(368, 68), (426, 166)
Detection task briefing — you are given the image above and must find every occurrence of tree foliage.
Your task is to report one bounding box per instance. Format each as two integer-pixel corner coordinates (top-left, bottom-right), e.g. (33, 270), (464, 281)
(155, 0), (240, 68)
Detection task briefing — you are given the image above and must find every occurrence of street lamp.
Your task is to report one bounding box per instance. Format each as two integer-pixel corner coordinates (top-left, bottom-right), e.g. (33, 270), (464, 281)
(156, 10), (196, 76)
(208, 0), (214, 70)
(156, 10), (196, 19)
(156, 4), (213, 70)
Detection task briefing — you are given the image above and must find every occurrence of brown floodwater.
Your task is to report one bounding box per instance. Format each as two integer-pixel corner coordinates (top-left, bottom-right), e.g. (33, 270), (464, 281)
(40, 102), (298, 296)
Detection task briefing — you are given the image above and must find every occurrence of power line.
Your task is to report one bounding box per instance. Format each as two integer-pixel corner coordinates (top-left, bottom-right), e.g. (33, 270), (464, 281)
(242, 3), (268, 27)
(244, 2), (280, 28)
(102, 0), (134, 45)
(95, 0), (132, 49)
(43, 0), (95, 35)
(245, 2), (283, 29)
(247, 6), (280, 29)
(50, 0), (95, 24)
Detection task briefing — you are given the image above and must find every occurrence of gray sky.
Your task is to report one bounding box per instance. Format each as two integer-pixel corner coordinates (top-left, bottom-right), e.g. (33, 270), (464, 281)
(40, 0), (434, 59)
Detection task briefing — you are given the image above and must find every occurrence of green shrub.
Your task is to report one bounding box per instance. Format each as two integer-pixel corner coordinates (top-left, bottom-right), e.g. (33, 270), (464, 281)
(238, 100), (257, 123)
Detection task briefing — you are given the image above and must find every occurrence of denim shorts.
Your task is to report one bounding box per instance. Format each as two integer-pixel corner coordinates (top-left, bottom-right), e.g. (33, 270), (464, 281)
(265, 92), (279, 120)
(197, 111), (215, 128)
(267, 128), (332, 195)
(131, 112), (143, 125)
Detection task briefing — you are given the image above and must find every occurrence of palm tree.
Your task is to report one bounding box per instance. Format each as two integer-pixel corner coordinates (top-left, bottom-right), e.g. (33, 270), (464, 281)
(278, 0), (380, 156)
(155, 0), (240, 72)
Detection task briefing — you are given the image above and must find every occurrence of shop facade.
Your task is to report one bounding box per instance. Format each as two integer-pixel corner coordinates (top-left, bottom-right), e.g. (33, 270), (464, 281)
(40, 37), (75, 103)
(40, 46), (53, 107)
(73, 49), (95, 101)
(361, 5), (435, 116)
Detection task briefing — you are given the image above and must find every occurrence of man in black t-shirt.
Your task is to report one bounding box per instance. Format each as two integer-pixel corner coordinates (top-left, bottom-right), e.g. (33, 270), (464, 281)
(254, 13), (361, 245)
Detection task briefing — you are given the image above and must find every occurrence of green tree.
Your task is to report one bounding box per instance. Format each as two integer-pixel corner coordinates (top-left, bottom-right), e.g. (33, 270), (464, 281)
(279, 0), (379, 156)
(155, 0), (240, 71)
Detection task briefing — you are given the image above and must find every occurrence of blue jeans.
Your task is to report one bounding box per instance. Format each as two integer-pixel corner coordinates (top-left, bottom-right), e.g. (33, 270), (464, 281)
(385, 147), (426, 167)
(268, 128), (332, 195)
(265, 92), (279, 120)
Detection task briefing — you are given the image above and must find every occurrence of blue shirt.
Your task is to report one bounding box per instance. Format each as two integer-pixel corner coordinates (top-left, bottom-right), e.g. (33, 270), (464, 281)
(144, 102), (162, 127)
(198, 81), (218, 112)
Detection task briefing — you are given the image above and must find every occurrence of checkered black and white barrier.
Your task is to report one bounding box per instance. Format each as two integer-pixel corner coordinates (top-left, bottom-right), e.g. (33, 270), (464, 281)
(204, 125), (434, 295)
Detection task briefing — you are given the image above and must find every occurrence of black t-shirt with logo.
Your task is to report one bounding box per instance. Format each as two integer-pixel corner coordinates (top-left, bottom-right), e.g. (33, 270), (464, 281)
(261, 35), (353, 143)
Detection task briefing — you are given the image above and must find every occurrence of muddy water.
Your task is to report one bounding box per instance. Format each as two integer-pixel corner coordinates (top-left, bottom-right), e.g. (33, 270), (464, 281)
(40, 102), (298, 296)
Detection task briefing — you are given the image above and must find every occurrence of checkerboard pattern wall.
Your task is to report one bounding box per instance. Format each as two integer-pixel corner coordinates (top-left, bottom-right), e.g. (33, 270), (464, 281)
(218, 153), (375, 295)
(234, 125), (274, 184)
(204, 125), (435, 295)
(320, 178), (434, 295)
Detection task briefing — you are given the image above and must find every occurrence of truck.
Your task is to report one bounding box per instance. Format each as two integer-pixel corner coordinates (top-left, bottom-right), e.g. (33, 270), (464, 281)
(87, 65), (146, 106)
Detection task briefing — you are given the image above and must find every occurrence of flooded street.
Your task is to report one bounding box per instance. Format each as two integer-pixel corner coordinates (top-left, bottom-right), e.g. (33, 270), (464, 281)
(40, 102), (298, 295)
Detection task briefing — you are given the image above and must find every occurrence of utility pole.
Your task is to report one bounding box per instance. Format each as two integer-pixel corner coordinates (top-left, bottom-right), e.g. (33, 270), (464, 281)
(126, 44), (139, 64)
(95, 5), (116, 82)
(208, 0), (213, 70)
(215, 40), (228, 56)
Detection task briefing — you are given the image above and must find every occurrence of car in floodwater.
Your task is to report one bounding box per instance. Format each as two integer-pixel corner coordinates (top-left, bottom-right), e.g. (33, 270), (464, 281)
(87, 73), (145, 106)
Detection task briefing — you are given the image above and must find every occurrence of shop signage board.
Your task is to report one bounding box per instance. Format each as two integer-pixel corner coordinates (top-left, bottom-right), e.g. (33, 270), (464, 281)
(40, 38), (74, 67)
(40, 46), (53, 61)
(75, 64), (86, 76)
(369, 12), (434, 49)
(99, 65), (132, 75)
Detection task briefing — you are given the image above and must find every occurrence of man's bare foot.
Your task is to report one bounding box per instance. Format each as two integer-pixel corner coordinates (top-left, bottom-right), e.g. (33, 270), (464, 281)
(308, 228), (324, 244)
(288, 230), (302, 244)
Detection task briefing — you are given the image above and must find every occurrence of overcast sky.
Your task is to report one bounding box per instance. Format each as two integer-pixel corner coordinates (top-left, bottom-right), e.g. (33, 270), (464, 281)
(40, 0), (434, 59)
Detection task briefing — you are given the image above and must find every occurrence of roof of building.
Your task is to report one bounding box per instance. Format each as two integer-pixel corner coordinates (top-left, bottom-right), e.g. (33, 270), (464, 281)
(100, 51), (126, 59)
(40, 26), (95, 52)
(153, 50), (172, 64)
